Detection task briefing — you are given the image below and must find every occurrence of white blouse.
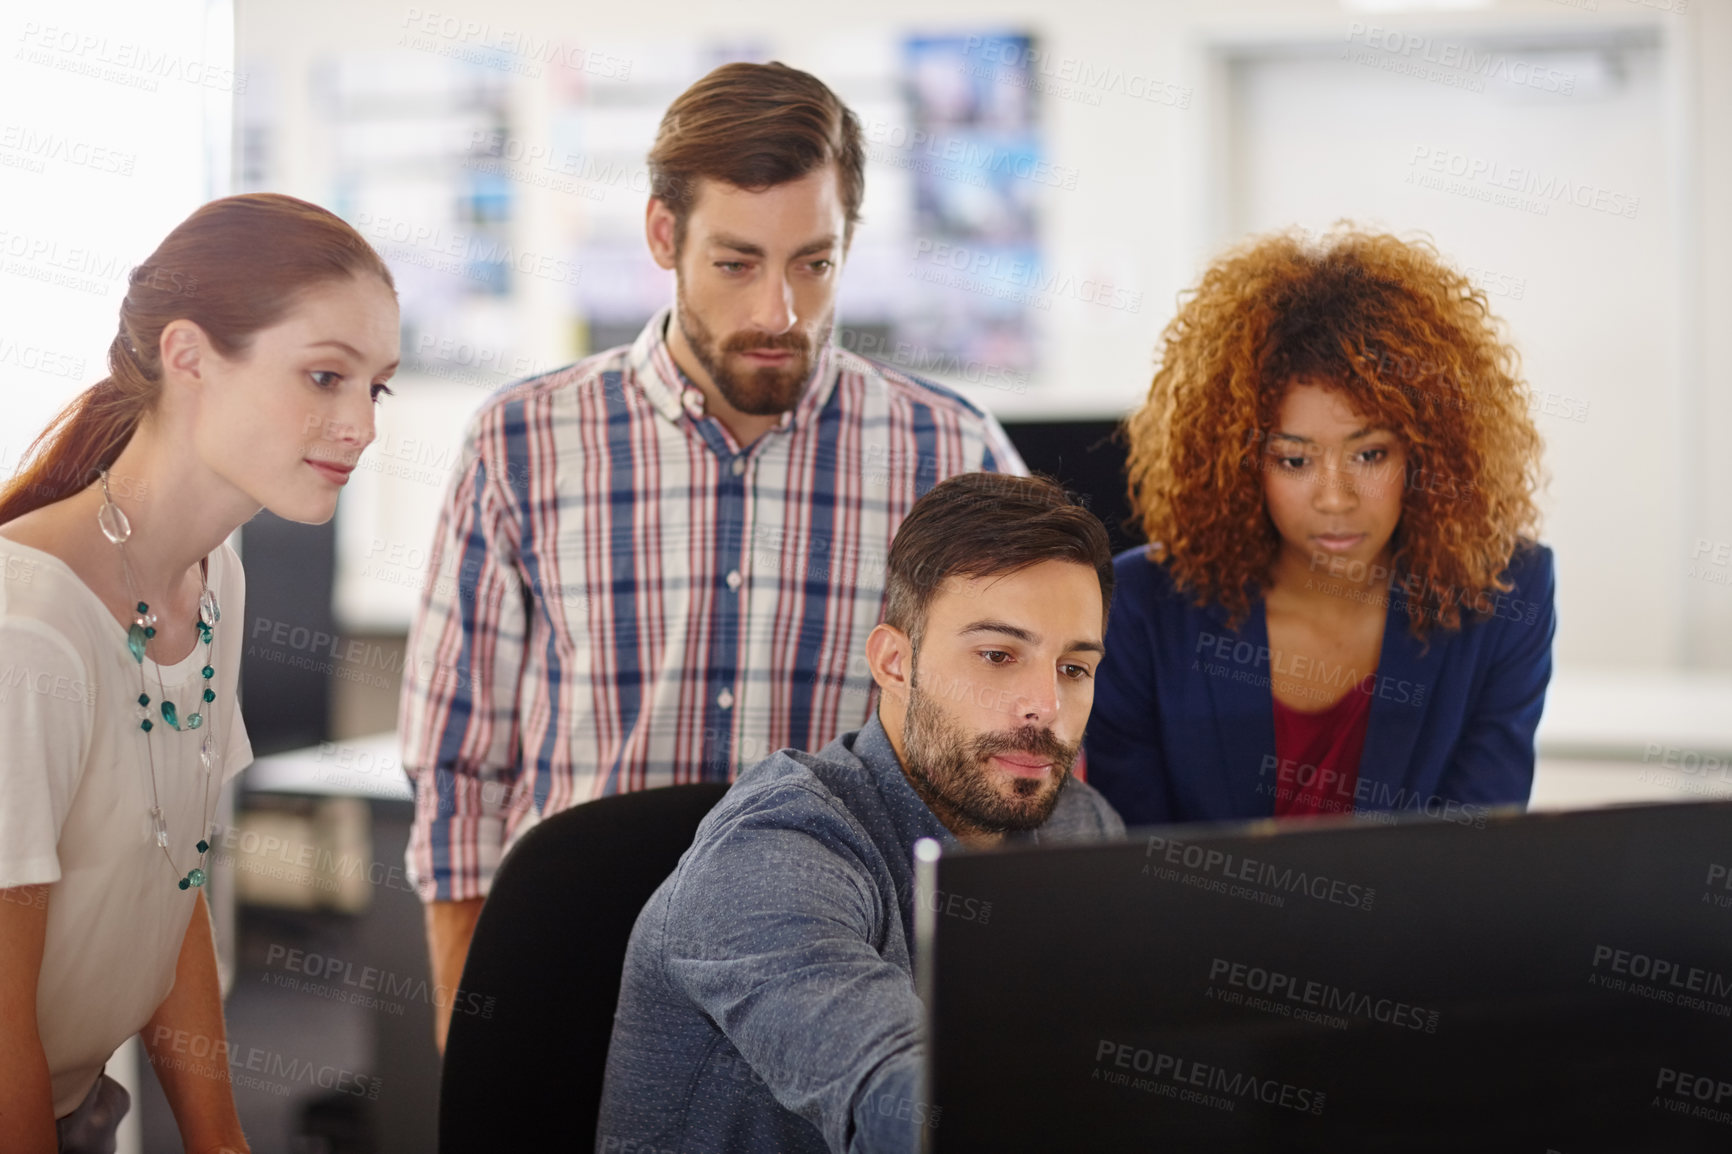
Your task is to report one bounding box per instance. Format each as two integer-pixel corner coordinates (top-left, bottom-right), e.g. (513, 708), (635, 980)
(0, 537), (252, 1117)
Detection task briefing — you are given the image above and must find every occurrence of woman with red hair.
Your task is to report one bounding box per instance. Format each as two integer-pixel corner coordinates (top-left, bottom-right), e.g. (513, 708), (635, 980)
(0, 194), (398, 1153)
(1085, 226), (1553, 827)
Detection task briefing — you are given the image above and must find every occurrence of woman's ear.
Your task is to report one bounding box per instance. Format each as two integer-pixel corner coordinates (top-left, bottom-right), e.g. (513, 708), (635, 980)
(158, 319), (212, 388)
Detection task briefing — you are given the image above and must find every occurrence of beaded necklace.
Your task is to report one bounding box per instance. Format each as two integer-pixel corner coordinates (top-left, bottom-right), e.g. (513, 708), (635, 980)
(97, 468), (222, 890)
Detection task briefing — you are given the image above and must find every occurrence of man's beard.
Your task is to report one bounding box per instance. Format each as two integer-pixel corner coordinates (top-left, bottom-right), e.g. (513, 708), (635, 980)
(675, 279), (829, 416)
(900, 667), (1079, 837)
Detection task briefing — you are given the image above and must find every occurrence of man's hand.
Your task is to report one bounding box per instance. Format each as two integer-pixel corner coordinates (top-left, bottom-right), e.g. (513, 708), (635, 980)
(426, 897), (486, 1052)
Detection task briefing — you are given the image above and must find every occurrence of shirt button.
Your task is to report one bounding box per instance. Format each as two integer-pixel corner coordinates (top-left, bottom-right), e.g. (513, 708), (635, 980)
(731, 457), (745, 476)
(717, 689), (735, 710)
(726, 570), (742, 590)
(681, 388), (706, 418)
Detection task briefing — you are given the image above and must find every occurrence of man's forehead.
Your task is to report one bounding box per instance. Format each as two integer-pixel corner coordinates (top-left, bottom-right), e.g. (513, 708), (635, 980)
(924, 565), (1103, 639)
(687, 170), (842, 231)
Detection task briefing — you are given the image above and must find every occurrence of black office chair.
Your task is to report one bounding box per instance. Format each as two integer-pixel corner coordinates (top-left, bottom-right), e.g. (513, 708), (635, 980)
(438, 782), (731, 1152)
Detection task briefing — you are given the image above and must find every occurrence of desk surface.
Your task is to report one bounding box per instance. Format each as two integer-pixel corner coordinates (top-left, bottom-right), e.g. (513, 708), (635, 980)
(244, 732), (413, 801)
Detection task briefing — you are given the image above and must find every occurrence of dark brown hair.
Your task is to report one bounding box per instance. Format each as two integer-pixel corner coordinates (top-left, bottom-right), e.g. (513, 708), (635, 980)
(0, 193), (395, 526)
(1124, 225), (1543, 637)
(884, 473), (1115, 648)
(648, 61), (865, 252)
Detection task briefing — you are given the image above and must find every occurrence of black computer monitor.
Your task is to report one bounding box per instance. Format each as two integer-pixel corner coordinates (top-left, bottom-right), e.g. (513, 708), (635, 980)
(915, 801), (1732, 1152)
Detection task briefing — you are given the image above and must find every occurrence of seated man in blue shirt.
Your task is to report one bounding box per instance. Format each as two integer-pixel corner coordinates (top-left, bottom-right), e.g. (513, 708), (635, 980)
(596, 472), (1126, 1154)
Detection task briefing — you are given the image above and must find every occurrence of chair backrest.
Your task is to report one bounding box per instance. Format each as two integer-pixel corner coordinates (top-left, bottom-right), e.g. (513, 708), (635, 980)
(437, 782), (731, 1152)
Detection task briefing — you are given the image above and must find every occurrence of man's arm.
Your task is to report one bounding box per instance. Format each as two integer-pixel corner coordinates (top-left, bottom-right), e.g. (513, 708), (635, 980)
(398, 419), (531, 1051)
(664, 811), (929, 1154)
(425, 896), (485, 1052)
(141, 890), (250, 1153)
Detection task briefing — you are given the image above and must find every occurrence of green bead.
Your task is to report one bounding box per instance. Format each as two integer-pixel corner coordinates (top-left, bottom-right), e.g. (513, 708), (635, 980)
(203, 688), (215, 702)
(136, 601), (149, 614)
(186, 867), (206, 887)
(178, 877), (190, 890)
(201, 665), (214, 680)
(137, 692), (150, 707)
(185, 712), (202, 730)
(197, 839), (209, 853)
(160, 700), (178, 728)
(140, 718), (153, 732)
(127, 624), (147, 663)
(144, 626), (156, 639)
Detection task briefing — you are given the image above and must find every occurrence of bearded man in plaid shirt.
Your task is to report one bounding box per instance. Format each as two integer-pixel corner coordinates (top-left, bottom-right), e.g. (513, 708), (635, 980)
(398, 60), (1026, 1047)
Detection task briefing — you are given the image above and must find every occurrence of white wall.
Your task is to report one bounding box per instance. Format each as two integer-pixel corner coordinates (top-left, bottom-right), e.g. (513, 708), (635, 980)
(227, 0), (1731, 680)
(0, 0), (235, 480)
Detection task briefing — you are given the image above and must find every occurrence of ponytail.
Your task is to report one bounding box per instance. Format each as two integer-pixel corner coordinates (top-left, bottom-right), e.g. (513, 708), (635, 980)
(0, 330), (158, 524)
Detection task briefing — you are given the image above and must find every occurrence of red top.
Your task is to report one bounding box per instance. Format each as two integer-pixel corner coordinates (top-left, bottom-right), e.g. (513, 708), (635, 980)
(1270, 675), (1377, 817)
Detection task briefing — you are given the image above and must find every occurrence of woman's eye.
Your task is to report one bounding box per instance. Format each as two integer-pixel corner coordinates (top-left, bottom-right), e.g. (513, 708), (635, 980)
(809, 259), (834, 274)
(981, 650), (1011, 665)
(1357, 448), (1388, 465)
(1273, 455), (1306, 471)
(310, 370), (342, 389)
(371, 383), (395, 403)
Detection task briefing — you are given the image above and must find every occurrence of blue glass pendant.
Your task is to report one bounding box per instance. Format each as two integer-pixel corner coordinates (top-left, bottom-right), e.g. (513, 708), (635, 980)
(160, 700), (178, 728)
(198, 588), (221, 627)
(127, 624), (147, 663)
(185, 712), (203, 730)
(186, 867), (206, 887)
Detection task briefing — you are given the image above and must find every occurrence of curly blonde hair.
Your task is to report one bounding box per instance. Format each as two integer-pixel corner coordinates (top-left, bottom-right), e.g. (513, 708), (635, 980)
(1124, 225), (1544, 637)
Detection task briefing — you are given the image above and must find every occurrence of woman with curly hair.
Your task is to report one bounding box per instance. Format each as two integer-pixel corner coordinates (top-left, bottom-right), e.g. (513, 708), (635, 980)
(1084, 226), (1553, 827)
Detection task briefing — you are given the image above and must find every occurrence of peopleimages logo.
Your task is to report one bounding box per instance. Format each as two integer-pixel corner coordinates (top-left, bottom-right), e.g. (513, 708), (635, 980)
(1092, 1039), (1326, 1114)
(1207, 957), (1441, 1033)
(1406, 146), (1640, 220)
(1344, 24), (1577, 94)
(1143, 834), (1376, 912)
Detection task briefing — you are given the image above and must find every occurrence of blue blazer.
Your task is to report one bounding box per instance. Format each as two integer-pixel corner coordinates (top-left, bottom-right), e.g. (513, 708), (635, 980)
(1083, 544), (1556, 827)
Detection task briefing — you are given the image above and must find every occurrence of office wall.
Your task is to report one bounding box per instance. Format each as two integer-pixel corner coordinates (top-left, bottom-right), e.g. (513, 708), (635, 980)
(229, 0), (1729, 677)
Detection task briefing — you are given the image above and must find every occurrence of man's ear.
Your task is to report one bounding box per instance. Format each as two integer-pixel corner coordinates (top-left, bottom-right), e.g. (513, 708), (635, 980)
(645, 197), (678, 270)
(865, 622), (912, 703)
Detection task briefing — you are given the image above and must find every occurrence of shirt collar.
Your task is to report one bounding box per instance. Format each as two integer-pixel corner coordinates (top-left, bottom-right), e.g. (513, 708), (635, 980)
(626, 306), (841, 432)
(849, 713), (957, 854)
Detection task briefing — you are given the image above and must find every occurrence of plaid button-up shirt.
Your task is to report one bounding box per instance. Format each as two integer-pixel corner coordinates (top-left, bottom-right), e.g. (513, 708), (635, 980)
(400, 309), (1026, 900)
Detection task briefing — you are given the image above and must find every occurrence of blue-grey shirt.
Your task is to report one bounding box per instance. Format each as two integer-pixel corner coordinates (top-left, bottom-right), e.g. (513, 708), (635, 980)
(595, 714), (1124, 1154)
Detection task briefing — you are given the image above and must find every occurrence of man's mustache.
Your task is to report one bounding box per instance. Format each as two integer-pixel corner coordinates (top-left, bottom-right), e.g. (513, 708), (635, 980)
(970, 724), (1078, 773)
(722, 330), (810, 355)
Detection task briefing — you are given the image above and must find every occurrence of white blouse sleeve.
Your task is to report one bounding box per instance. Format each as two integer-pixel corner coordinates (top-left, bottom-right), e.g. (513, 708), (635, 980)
(0, 620), (94, 887)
